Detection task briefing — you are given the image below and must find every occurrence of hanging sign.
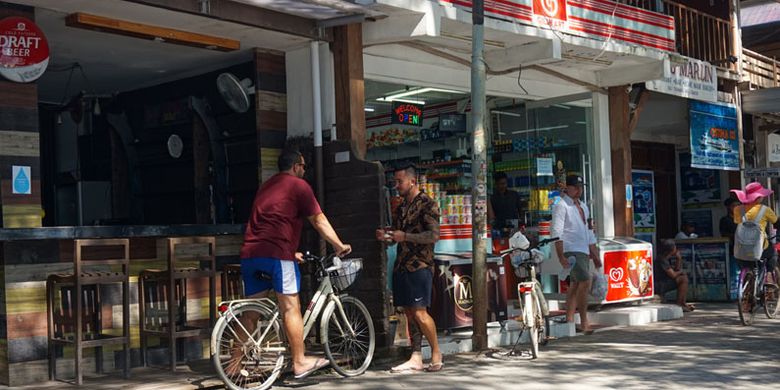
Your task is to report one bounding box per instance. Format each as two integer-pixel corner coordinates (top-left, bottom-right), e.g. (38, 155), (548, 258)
(12, 165), (31, 195)
(0, 17), (50, 83)
(391, 101), (423, 126)
(646, 56), (717, 103)
(689, 101), (739, 171)
(536, 157), (553, 176)
(533, 0), (568, 30)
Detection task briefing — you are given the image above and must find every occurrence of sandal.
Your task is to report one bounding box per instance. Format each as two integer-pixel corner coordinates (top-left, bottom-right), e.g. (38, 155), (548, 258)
(390, 364), (423, 374)
(424, 362), (444, 372)
(293, 358), (329, 380)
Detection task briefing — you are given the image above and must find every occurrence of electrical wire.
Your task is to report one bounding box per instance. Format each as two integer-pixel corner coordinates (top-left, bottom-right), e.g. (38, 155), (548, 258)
(516, 64), (529, 95)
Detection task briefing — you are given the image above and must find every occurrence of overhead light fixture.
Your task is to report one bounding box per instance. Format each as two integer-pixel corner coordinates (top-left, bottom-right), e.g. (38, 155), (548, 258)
(65, 12), (240, 52)
(379, 98), (425, 105)
(511, 125), (569, 134)
(377, 87), (462, 103)
(364, 107), (375, 112)
(553, 104), (571, 110)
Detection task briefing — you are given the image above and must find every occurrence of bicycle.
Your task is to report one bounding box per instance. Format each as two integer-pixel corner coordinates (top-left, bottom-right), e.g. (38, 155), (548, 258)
(737, 249), (780, 326)
(498, 233), (559, 359)
(210, 253), (376, 390)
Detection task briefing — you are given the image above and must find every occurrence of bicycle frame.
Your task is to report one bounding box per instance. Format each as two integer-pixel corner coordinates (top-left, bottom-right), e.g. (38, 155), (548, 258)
(216, 258), (357, 349)
(739, 260), (767, 307)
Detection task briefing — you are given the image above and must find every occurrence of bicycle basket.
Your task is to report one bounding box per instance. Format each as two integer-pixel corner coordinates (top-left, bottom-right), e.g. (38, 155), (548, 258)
(329, 258), (363, 290)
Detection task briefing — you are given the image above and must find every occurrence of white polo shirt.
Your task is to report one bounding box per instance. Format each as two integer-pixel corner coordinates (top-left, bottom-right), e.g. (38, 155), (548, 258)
(550, 194), (597, 254)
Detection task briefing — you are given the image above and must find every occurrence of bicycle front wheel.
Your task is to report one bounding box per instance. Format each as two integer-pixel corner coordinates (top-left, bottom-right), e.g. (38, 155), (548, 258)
(524, 293), (540, 359)
(212, 303), (285, 390)
(738, 270), (756, 326)
(764, 266), (780, 319)
(321, 296), (375, 376)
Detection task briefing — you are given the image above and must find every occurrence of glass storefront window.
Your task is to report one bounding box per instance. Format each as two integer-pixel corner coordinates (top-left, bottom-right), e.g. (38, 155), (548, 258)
(490, 96), (594, 233)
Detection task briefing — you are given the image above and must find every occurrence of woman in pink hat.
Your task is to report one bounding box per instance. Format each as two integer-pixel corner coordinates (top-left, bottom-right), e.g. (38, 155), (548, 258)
(731, 182), (779, 271)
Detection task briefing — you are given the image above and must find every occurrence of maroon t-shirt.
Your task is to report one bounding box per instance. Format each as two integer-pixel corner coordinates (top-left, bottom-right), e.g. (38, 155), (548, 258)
(240, 173), (322, 260)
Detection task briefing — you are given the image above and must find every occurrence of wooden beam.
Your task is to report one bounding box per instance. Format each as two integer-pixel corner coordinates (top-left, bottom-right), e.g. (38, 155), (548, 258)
(333, 23), (366, 159)
(125, 0), (333, 42)
(609, 86), (634, 237)
(66, 12), (240, 51)
(627, 88), (650, 134)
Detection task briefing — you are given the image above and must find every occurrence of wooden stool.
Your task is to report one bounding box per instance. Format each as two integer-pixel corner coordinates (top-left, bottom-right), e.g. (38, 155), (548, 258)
(138, 237), (217, 371)
(221, 264), (244, 302)
(46, 238), (131, 385)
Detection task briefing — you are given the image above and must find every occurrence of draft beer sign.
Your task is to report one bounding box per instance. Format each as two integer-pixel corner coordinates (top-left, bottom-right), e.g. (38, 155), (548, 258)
(391, 101), (423, 126)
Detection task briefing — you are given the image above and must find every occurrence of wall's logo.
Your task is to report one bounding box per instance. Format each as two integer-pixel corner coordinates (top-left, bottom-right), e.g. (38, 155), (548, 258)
(533, 0), (568, 30)
(609, 267), (624, 283)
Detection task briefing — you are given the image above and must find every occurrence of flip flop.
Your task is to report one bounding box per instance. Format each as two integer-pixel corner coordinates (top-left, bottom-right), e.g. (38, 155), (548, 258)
(424, 362), (444, 372)
(390, 364), (423, 373)
(293, 358), (329, 380)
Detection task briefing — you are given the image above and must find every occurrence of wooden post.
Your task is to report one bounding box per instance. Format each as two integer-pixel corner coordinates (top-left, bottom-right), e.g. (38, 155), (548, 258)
(254, 49), (287, 184)
(333, 23), (366, 159)
(609, 86), (634, 237)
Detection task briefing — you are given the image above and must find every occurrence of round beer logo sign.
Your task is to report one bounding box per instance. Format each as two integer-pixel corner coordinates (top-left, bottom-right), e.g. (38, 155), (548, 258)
(0, 17), (50, 83)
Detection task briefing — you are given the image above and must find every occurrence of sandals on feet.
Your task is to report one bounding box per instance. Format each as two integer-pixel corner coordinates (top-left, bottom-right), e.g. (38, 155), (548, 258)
(424, 362), (444, 372)
(293, 358), (329, 380)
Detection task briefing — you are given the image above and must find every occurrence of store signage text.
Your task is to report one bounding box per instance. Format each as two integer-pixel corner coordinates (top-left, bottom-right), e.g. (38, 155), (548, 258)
(646, 57), (717, 103)
(0, 17), (50, 83)
(768, 133), (780, 163)
(391, 101), (423, 126)
(744, 168), (780, 178)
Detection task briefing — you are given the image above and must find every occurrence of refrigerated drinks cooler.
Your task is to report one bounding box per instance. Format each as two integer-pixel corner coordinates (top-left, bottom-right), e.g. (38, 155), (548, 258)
(599, 237), (654, 304)
(430, 253), (508, 331)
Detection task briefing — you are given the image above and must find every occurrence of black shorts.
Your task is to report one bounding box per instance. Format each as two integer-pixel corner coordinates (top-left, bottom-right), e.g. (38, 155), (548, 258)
(392, 268), (433, 308)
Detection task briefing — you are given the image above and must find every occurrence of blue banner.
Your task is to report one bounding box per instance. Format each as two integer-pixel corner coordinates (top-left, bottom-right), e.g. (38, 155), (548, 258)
(689, 101), (739, 171)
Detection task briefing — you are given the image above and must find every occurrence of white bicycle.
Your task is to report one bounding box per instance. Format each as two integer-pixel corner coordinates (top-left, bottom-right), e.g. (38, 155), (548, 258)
(499, 232), (559, 359)
(211, 253), (375, 390)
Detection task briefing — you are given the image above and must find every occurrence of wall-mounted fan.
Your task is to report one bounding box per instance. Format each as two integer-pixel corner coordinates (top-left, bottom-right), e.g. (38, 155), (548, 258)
(216, 72), (255, 113)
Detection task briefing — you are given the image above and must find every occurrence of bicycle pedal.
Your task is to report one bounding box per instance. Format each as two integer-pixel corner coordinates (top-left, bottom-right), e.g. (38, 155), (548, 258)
(544, 336), (557, 341)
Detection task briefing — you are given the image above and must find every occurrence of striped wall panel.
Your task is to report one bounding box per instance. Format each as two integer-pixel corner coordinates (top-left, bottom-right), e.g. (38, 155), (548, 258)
(0, 235), (242, 385)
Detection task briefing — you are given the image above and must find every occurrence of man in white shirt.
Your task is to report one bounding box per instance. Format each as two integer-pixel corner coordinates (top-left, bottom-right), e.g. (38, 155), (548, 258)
(551, 175), (602, 334)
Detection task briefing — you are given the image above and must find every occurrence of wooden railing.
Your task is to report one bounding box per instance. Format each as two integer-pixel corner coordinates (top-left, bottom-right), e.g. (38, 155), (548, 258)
(742, 49), (780, 89)
(620, 1), (734, 69)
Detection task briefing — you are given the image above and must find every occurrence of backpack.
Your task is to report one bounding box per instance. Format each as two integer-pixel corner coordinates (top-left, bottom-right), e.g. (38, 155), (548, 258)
(734, 206), (768, 261)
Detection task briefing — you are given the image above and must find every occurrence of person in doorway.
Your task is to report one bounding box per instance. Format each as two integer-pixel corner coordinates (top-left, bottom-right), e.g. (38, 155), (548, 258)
(675, 222), (699, 239)
(719, 197), (739, 246)
(488, 172), (523, 230)
(236, 147), (352, 379)
(655, 239), (694, 312)
(375, 164), (443, 373)
(731, 182), (779, 272)
(551, 175), (601, 335)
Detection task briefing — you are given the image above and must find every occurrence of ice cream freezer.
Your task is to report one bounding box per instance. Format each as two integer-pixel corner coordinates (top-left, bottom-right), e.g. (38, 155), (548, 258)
(429, 253), (508, 331)
(541, 236), (655, 304)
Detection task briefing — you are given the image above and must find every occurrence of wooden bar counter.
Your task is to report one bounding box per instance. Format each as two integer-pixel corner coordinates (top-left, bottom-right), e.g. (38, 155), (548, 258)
(0, 224), (244, 386)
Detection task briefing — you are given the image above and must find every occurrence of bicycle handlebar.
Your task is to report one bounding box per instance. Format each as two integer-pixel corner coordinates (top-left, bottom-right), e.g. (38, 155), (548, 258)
(499, 237), (559, 256)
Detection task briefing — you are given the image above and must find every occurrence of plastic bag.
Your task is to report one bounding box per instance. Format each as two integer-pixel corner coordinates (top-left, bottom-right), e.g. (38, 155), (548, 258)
(590, 270), (608, 301)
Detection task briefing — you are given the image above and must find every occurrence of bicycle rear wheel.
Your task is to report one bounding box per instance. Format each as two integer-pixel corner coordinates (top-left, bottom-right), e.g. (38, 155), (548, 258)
(764, 266), (780, 319)
(212, 303), (285, 390)
(738, 270), (756, 326)
(321, 296), (375, 376)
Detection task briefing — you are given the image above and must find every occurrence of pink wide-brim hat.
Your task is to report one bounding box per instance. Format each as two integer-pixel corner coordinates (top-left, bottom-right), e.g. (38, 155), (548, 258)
(731, 182), (773, 204)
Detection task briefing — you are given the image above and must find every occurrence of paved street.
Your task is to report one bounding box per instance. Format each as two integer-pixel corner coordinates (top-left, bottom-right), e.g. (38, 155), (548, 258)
(14, 303), (779, 390)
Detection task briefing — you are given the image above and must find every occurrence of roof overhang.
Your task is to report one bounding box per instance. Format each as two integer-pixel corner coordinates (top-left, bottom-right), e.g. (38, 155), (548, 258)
(361, 0), (671, 100)
(743, 87), (780, 114)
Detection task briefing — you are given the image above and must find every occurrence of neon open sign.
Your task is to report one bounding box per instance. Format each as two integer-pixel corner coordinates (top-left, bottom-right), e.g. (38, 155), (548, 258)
(391, 101), (423, 126)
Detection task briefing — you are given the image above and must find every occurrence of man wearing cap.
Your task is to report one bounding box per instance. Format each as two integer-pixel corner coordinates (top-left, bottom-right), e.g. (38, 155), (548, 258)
(551, 175), (601, 334)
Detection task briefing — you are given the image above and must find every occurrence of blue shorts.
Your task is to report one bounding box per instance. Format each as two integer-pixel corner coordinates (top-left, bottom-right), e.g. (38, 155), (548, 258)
(392, 268), (433, 307)
(241, 257), (301, 296)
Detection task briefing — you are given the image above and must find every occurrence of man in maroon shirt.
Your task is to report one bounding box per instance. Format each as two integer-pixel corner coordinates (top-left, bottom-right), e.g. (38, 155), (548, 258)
(234, 147), (351, 380)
